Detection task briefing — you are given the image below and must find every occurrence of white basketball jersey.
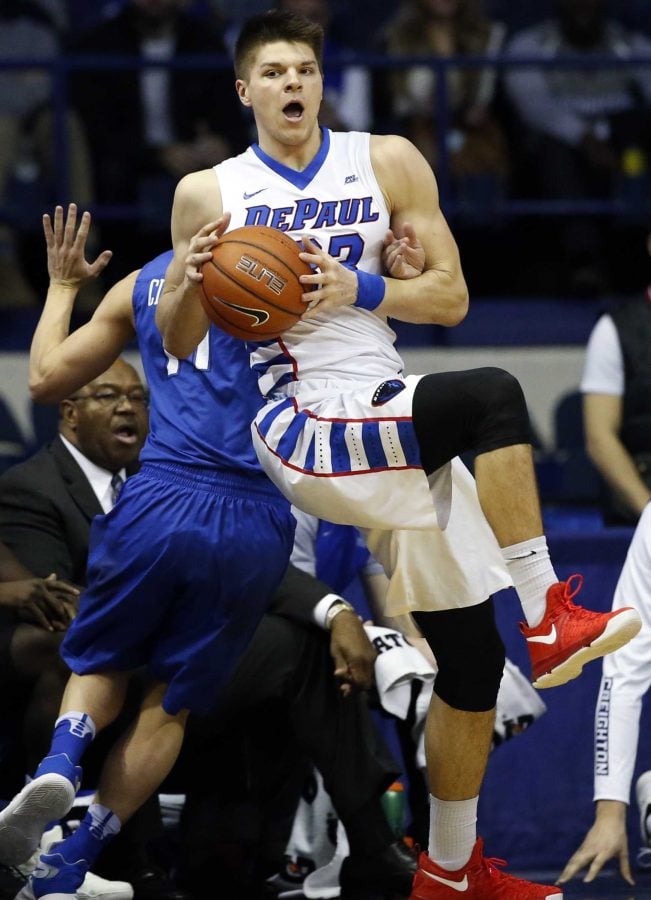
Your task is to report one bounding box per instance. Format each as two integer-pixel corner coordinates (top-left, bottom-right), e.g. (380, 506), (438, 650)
(214, 128), (405, 398)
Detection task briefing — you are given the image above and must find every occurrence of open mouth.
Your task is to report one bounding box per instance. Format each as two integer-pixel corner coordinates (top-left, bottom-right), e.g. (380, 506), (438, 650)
(113, 423), (139, 446)
(283, 101), (304, 120)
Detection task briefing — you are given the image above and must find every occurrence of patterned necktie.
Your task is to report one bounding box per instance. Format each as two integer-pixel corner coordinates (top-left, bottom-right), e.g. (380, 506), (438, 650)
(110, 472), (124, 507)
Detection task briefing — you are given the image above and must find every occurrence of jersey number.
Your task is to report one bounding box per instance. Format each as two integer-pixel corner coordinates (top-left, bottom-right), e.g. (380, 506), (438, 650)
(165, 332), (210, 375)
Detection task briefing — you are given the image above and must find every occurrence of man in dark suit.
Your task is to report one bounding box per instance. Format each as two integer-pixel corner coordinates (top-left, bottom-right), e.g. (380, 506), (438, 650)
(0, 357), (148, 586)
(0, 356), (148, 773)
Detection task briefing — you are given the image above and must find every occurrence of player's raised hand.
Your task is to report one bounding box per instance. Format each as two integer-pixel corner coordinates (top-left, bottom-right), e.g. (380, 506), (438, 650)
(43, 203), (113, 287)
(382, 222), (425, 280)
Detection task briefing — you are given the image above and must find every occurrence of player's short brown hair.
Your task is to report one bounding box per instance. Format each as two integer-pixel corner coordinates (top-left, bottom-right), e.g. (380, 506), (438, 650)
(234, 10), (324, 80)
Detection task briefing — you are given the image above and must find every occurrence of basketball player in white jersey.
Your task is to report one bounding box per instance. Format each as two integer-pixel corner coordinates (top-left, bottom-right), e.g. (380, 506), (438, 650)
(156, 11), (641, 898)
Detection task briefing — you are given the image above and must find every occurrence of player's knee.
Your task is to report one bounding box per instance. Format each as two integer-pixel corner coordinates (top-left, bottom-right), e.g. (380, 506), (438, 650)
(414, 601), (505, 712)
(433, 647), (504, 712)
(472, 367), (530, 453)
(474, 367), (526, 419)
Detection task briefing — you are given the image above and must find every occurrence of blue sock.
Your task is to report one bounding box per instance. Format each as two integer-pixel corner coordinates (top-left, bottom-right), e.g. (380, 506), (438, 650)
(48, 803), (121, 870)
(31, 805), (120, 898)
(35, 711), (96, 775)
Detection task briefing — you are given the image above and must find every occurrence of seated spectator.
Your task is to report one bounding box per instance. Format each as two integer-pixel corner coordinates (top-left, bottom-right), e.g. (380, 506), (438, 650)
(0, 359), (148, 591)
(581, 232), (651, 525)
(66, 0), (250, 280)
(503, 0), (651, 295)
(375, 0), (510, 192)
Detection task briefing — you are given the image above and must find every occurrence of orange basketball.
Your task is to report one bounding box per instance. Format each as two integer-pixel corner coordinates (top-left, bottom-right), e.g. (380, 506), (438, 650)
(199, 225), (311, 341)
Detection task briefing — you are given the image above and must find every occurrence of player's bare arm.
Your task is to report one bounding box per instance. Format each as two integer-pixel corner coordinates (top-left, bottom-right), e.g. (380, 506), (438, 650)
(371, 134), (468, 325)
(156, 169), (228, 359)
(30, 275), (138, 403)
(297, 135), (467, 324)
(30, 204), (136, 402)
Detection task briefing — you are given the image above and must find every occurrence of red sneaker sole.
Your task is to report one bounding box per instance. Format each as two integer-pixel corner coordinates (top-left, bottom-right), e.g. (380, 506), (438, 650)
(533, 607), (642, 689)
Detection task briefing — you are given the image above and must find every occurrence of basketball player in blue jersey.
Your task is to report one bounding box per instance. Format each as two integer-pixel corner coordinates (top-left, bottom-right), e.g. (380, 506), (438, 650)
(0, 203), (296, 900)
(156, 11), (643, 899)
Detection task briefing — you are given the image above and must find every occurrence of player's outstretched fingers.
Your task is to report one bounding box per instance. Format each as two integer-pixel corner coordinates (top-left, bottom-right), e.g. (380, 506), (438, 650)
(556, 848), (590, 884)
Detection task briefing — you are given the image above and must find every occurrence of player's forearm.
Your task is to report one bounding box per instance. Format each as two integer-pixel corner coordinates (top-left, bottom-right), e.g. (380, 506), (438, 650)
(379, 267), (469, 325)
(157, 283), (210, 360)
(594, 676), (645, 804)
(29, 283), (79, 399)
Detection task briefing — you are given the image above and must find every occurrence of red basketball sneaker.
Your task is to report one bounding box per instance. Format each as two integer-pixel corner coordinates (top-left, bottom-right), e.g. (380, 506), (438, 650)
(521, 574), (642, 689)
(410, 839), (562, 898)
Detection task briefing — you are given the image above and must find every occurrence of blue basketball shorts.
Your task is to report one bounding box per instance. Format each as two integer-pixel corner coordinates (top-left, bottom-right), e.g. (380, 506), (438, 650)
(62, 463), (295, 714)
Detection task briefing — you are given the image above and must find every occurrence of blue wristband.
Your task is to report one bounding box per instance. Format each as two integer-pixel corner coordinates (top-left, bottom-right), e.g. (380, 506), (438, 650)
(354, 270), (385, 311)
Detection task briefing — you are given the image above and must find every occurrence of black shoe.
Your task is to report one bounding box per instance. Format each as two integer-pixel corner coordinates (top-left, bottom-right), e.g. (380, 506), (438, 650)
(339, 840), (417, 899)
(131, 864), (192, 900)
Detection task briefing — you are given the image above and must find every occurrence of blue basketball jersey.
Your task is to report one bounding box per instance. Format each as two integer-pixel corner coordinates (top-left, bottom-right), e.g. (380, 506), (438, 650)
(133, 251), (271, 479)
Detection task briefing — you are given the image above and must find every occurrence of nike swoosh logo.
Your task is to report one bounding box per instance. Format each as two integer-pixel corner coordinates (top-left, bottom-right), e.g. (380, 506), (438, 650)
(243, 188), (267, 199)
(422, 870), (469, 891)
(216, 296), (270, 326)
(527, 624), (557, 645)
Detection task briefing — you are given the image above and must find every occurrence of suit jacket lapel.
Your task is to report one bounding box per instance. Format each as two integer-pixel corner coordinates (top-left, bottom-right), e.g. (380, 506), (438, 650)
(50, 436), (104, 522)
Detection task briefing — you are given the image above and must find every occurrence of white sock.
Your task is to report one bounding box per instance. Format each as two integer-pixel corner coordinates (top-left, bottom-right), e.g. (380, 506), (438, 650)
(502, 536), (558, 627)
(87, 802), (121, 840)
(55, 711), (97, 741)
(428, 795), (477, 870)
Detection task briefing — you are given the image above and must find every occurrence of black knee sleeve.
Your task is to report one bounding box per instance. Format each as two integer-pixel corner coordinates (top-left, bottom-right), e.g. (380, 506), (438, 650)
(412, 367), (532, 473)
(469, 367), (531, 456)
(412, 600), (505, 712)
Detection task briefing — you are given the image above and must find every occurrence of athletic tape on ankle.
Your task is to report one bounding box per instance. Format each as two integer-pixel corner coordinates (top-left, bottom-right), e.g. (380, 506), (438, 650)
(354, 270), (385, 311)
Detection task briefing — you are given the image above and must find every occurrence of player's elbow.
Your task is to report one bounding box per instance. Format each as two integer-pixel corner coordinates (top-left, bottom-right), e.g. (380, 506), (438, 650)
(161, 324), (206, 361)
(162, 333), (190, 360)
(448, 287), (469, 325)
(29, 373), (56, 404)
(434, 285), (469, 327)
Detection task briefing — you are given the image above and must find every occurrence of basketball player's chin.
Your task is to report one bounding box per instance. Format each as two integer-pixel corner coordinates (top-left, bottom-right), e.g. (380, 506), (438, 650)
(282, 113), (306, 131)
(280, 117), (314, 144)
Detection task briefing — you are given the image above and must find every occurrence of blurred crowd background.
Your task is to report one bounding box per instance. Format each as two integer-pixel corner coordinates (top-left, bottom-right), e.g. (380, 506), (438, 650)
(0, 0), (649, 307)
